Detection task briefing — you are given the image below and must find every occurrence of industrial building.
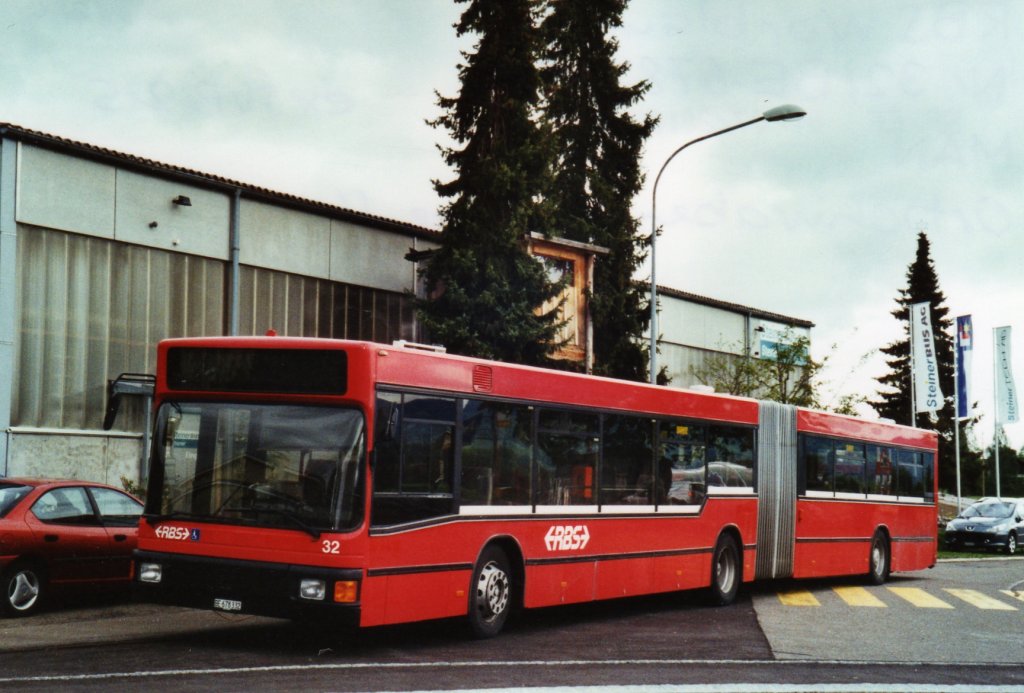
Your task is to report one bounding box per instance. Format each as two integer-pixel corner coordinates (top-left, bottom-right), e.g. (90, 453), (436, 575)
(0, 123), (811, 485)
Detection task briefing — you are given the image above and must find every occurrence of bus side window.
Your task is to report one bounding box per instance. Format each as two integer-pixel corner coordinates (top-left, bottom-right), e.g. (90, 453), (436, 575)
(658, 420), (706, 504)
(460, 400), (532, 506)
(896, 449), (926, 498)
(866, 445), (893, 495)
(802, 436), (833, 494)
(373, 393), (402, 494)
(922, 453), (934, 502)
(536, 409), (599, 505)
(371, 392), (457, 527)
(601, 415), (655, 505)
(707, 425), (754, 488)
(834, 442), (866, 494)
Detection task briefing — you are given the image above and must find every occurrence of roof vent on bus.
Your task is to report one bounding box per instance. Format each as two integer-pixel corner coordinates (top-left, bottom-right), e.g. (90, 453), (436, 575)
(473, 365), (493, 393)
(392, 340), (446, 353)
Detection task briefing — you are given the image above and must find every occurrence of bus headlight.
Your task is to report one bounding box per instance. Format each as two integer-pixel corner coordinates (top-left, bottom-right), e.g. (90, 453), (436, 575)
(300, 579), (327, 601)
(138, 563), (163, 583)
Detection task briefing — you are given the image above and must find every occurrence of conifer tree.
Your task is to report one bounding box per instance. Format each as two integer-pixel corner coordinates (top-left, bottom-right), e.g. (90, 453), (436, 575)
(872, 231), (957, 488)
(540, 0), (657, 381)
(420, 0), (562, 364)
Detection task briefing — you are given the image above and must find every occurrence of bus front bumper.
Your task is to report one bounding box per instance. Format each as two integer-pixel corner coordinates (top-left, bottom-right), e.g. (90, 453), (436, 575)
(133, 550), (362, 625)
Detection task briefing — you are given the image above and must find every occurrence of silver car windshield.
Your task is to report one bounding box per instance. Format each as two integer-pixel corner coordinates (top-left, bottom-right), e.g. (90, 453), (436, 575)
(154, 402), (365, 533)
(961, 501), (1013, 519)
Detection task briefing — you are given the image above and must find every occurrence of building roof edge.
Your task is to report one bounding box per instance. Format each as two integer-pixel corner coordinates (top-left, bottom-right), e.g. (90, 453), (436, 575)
(0, 121), (441, 241)
(650, 283), (815, 328)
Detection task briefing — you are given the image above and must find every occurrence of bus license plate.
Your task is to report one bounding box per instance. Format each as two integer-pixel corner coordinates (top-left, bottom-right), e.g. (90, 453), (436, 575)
(213, 598), (242, 612)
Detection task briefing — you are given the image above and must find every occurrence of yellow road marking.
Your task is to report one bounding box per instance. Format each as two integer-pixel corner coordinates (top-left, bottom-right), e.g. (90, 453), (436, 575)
(833, 586), (887, 607)
(945, 588), (1017, 611)
(886, 587), (954, 608)
(777, 589), (820, 606)
(1000, 589), (1024, 603)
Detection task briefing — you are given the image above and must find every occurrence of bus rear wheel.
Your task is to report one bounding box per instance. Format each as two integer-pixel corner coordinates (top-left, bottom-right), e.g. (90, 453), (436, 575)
(468, 546), (512, 638)
(868, 531), (890, 585)
(709, 534), (740, 606)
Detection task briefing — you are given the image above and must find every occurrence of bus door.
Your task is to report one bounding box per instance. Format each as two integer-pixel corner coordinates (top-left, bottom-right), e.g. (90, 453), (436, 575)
(754, 401), (797, 580)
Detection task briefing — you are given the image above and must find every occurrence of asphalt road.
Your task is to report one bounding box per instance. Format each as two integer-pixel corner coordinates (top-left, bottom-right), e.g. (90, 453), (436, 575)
(1, 559), (1023, 691)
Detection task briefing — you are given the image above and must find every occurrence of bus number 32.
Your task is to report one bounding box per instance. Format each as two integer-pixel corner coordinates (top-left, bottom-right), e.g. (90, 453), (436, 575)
(322, 540), (341, 554)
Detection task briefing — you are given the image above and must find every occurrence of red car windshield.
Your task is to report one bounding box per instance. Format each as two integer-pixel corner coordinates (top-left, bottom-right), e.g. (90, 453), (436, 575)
(0, 483), (32, 518)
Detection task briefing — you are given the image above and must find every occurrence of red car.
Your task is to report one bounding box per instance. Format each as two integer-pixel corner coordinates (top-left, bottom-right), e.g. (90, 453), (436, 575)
(0, 478), (143, 616)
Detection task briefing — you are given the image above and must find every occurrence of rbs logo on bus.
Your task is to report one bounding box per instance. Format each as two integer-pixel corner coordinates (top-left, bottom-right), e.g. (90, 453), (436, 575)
(154, 525), (198, 542)
(544, 524), (590, 551)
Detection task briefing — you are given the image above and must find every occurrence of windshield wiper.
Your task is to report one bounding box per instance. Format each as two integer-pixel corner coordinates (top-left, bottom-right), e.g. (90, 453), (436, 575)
(242, 507), (323, 539)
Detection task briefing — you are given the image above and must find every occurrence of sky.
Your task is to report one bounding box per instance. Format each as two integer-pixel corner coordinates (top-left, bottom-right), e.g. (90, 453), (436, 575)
(2, 0), (1022, 449)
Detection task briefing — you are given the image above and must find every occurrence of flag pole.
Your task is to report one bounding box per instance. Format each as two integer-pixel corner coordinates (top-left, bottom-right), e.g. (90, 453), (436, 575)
(993, 328), (1001, 499)
(910, 309), (917, 428)
(953, 331), (962, 513)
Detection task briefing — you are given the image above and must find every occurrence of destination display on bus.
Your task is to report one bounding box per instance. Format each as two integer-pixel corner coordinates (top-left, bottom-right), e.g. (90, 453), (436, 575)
(165, 347), (347, 395)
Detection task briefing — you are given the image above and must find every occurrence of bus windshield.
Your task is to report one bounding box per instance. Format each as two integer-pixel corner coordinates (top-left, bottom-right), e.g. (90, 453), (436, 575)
(151, 402), (365, 534)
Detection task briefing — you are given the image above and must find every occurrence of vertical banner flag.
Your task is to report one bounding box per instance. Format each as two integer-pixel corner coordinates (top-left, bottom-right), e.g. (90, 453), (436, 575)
(910, 302), (943, 413)
(994, 326), (1019, 423)
(955, 315), (973, 419)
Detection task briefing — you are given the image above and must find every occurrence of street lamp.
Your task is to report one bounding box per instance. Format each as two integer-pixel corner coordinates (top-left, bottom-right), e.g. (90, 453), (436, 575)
(648, 104), (806, 384)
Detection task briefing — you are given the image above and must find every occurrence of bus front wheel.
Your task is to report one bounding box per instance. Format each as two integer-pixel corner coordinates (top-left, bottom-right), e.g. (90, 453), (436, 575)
(468, 546), (512, 638)
(709, 534), (740, 606)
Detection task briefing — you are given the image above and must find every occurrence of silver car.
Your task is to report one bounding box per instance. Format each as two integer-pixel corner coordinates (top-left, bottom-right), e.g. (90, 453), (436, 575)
(944, 498), (1024, 554)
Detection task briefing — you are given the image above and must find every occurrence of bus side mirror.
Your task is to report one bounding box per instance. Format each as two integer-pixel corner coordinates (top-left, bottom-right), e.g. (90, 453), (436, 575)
(103, 373), (156, 430)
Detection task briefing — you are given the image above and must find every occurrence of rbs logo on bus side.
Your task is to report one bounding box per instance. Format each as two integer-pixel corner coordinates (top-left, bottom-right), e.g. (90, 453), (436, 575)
(545, 524), (590, 551)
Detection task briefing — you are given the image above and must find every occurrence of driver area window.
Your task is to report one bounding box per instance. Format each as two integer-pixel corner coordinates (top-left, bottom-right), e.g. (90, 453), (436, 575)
(372, 392), (457, 526)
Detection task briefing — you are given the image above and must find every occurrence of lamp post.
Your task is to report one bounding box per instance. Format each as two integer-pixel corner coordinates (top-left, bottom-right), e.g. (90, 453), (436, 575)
(648, 104), (807, 384)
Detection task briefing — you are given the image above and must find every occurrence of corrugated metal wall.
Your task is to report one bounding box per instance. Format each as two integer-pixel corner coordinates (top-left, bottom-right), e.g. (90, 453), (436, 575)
(15, 227), (224, 430)
(14, 226), (414, 431)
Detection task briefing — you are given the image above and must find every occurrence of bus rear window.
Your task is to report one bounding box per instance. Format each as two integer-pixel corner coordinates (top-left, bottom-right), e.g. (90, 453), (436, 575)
(166, 348), (347, 395)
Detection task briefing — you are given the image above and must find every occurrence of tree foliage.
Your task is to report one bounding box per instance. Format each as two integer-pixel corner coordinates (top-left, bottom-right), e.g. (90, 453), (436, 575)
(419, 0), (562, 364)
(980, 436), (1024, 497)
(871, 231), (959, 490)
(689, 347), (763, 398)
(689, 333), (826, 408)
(540, 0), (657, 380)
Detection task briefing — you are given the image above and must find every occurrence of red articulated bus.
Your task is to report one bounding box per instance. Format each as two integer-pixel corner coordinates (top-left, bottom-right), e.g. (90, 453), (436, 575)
(132, 337), (937, 637)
